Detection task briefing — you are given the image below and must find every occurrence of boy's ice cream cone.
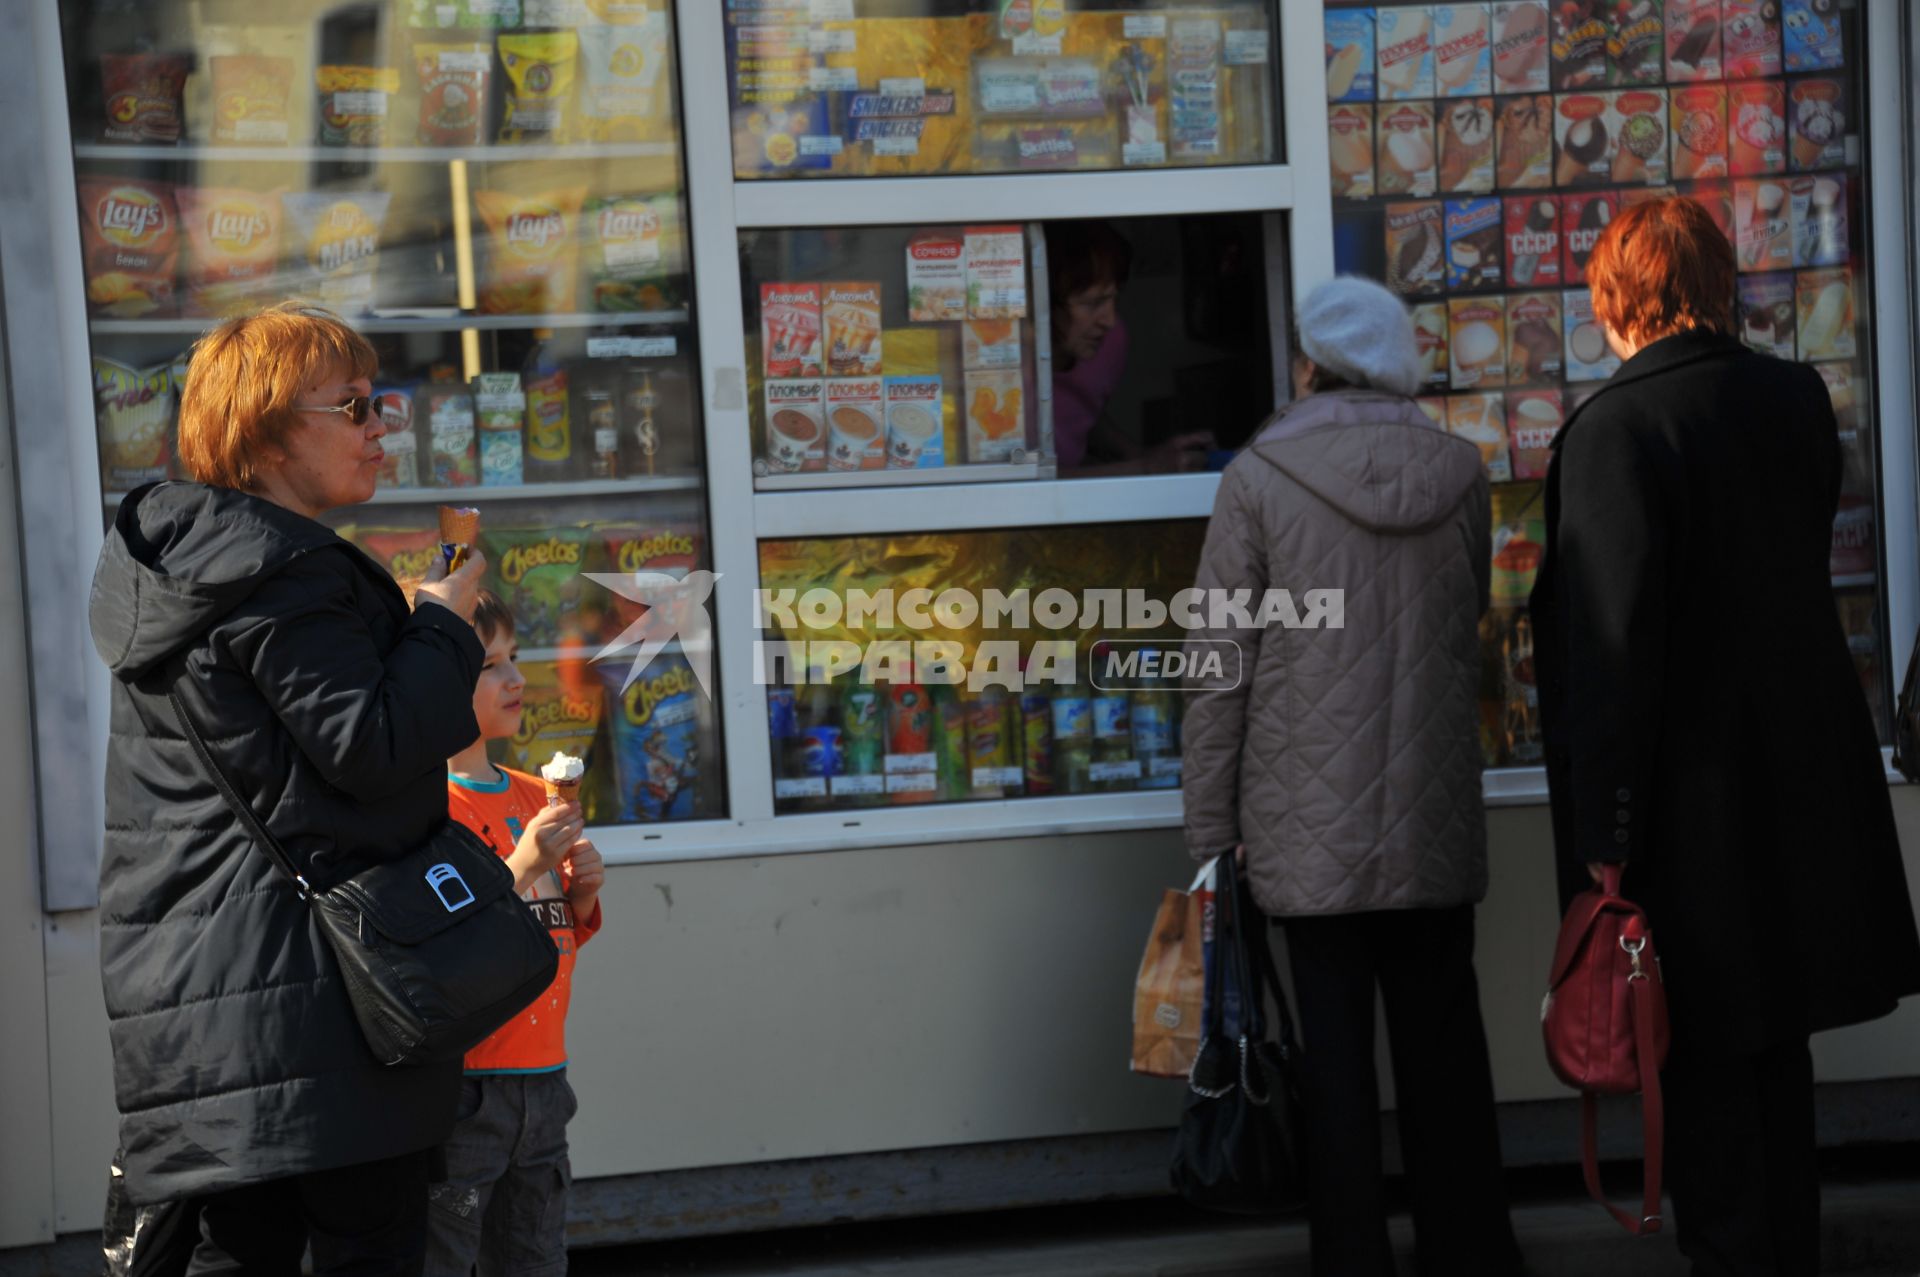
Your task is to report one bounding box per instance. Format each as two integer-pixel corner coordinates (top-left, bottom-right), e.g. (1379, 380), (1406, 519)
(438, 505), (479, 571)
(541, 750), (585, 806)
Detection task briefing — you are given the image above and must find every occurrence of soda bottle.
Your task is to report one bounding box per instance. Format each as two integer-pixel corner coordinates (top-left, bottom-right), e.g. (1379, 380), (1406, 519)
(787, 680), (839, 812)
(1091, 690), (1137, 791)
(624, 368), (660, 476)
(931, 682), (971, 801)
(966, 684), (1022, 799)
(767, 683), (798, 802)
(523, 330), (574, 481)
(1132, 651), (1180, 790)
(838, 681), (885, 807)
(1051, 685), (1094, 794)
(884, 682), (936, 804)
(1020, 689), (1055, 796)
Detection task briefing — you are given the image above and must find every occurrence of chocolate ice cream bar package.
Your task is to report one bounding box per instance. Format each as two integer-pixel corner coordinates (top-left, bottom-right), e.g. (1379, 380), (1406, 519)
(1505, 292), (1564, 386)
(1445, 198), (1503, 291)
(1385, 201), (1446, 297)
(1550, 0), (1608, 89)
(1790, 174), (1848, 268)
(1560, 189), (1617, 285)
(1495, 94), (1553, 189)
(1505, 195), (1561, 288)
(1325, 8), (1376, 102)
(1663, 0), (1722, 81)
(1437, 98), (1495, 193)
(1606, 0), (1663, 84)
(1554, 92), (1612, 187)
(1736, 273), (1796, 359)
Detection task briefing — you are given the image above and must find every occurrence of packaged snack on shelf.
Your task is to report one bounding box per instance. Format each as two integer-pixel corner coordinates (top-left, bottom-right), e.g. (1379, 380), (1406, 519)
(823, 282), (883, 377)
(1324, 8), (1377, 102)
(884, 376), (944, 469)
(825, 376), (885, 472)
(1492, 2), (1551, 93)
(521, 334), (572, 480)
(761, 282), (823, 378)
(1445, 198), (1503, 291)
(209, 56), (293, 146)
(1606, 1), (1664, 84)
(487, 524), (591, 648)
(357, 526), (441, 600)
(94, 357), (176, 489)
(1735, 178), (1792, 273)
(1448, 296), (1507, 389)
(1506, 291), (1564, 385)
(1563, 288), (1622, 380)
(1782, 0), (1843, 71)
(1507, 388), (1563, 480)
(475, 187), (586, 315)
(1671, 83), (1728, 179)
(764, 378), (825, 472)
(1377, 7), (1435, 101)
(1385, 200), (1446, 298)
(1736, 272), (1796, 358)
(315, 66), (398, 147)
(472, 372), (526, 487)
(1729, 80), (1787, 177)
(725, 9), (829, 177)
(1789, 77), (1847, 171)
(282, 192), (389, 316)
(1550, 1), (1608, 89)
(1561, 189), (1616, 285)
(1663, 0), (1722, 80)
(1790, 174), (1848, 268)
(974, 58), (1104, 118)
(415, 43), (492, 146)
(1721, 0), (1782, 78)
(586, 194), (680, 312)
(1412, 302), (1450, 391)
(964, 369), (1024, 463)
(497, 661), (608, 821)
(1610, 89), (1668, 184)
(101, 53), (189, 144)
(1495, 94), (1553, 188)
(906, 233), (967, 323)
(1448, 391), (1511, 481)
(962, 318), (1021, 371)
(80, 178), (179, 318)
(176, 187), (282, 319)
(1489, 483), (1546, 604)
(1434, 5), (1492, 96)
(598, 654), (707, 822)
(1554, 92), (1612, 186)
(1438, 98), (1495, 193)
(1377, 101), (1437, 197)
(964, 226), (1028, 319)
(599, 522), (700, 641)
(1505, 194), (1561, 288)
(422, 384), (478, 487)
(1329, 103), (1376, 199)
(406, 0), (522, 26)
(499, 32), (579, 144)
(1795, 266), (1855, 362)
(578, 15), (671, 142)
(372, 387), (419, 488)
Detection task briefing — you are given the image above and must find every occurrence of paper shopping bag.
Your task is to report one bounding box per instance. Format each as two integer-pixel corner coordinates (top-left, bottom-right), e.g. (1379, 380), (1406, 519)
(1131, 859), (1215, 1079)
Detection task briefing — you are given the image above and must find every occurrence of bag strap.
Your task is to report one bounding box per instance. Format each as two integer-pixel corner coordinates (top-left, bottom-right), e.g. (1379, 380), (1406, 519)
(1580, 915), (1665, 1236)
(165, 688), (314, 900)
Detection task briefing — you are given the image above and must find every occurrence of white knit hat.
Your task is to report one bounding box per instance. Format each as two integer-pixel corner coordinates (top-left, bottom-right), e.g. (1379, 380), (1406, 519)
(1296, 276), (1422, 397)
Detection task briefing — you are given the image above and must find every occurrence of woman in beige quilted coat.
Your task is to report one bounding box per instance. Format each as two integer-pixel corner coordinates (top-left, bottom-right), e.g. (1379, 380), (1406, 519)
(1182, 276), (1521, 1276)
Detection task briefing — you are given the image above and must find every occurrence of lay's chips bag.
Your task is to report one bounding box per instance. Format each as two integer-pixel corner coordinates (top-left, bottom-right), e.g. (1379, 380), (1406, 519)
(585, 194), (684, 312)
(476, 187), (586, 314)
(80, 178), (179, 318)
(176, 186), (283, 318)
(283, 191), (391, 316)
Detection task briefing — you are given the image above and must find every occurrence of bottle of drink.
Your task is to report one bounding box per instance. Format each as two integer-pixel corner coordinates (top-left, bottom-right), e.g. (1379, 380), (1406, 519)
(1020, 688), (1055, 796)
(767, 683), (798, 807)
(585, 384), (619, 480)
(1502, 612), (1543, 764)
(522, 330), (574, 482)
(884, 682), (935, 804)
(1051, 684), (1093, 794)
(624, 368), (660, 476)
(791, 679), (839, 813)
(838, 681), (885, 807)
(967, 684), (1022, 799)
(1132, 651), (1180, 790)
(931, 682), (971, 802)
(1091, 689), (1137, 791)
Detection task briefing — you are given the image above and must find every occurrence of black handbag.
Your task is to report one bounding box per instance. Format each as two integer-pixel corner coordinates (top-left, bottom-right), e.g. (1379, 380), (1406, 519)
(1894, 632), (1920, 782)
(1169, 853), (1308, 1214)
(166, 687), (559, 1068)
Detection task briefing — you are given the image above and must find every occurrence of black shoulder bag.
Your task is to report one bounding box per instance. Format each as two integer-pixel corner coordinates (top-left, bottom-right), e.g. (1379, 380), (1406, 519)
(1170, 852), (1308, 1214)
(1894, 635), (1920, 782)
(166, 688), (559, 1068)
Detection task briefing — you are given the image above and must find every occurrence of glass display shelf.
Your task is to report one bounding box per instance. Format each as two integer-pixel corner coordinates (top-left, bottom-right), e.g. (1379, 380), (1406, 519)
(752, 458), (1051, 489)
(73, 142), (681, 164)
(103, 474), (703, 507)
(90, 310), (689, 336)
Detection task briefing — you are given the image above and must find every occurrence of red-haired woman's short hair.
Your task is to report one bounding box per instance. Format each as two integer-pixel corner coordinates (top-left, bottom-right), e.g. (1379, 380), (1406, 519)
(1586, 197), (1736, 345)
(176, 304), (378, 490)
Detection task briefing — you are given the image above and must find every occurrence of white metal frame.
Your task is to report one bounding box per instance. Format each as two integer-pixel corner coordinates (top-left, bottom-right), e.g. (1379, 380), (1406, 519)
(12, 1), (1915, 893)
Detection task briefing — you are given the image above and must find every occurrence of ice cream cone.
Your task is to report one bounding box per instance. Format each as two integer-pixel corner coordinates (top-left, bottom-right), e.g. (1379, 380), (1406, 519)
(545, 777), (581, 807)
(438, 505), (479, 571)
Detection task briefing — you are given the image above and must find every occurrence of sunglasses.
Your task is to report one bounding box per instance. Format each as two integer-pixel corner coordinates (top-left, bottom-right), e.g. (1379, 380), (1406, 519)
(296, 395), (376, 426)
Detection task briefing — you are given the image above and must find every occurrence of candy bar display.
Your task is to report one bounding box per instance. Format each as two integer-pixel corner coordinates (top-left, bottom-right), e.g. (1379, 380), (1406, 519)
(1325, 0), (1883, 762)
(722, 2), (1280, 180)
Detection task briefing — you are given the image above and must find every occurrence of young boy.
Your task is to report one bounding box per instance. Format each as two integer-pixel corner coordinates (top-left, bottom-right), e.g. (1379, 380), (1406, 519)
(427, 590), (605, 1276)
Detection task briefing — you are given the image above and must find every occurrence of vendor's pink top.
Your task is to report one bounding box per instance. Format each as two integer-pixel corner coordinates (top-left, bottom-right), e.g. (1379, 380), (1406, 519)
(1052, 319), (1129, 468)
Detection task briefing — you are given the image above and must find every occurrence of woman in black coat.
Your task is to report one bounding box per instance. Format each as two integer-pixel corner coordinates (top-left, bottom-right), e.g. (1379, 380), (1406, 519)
(1530, 198), (1920, 1275)
(89, 306), (494, 1272)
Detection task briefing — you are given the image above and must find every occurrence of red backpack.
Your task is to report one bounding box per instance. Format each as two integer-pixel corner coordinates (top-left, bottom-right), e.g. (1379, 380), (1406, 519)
(1542, 863), (1672, 1235)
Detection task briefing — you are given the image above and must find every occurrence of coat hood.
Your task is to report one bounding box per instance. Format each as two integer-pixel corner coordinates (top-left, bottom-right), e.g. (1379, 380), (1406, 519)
(1247, 390), (1485, 534)
(90, 482), (344, 682)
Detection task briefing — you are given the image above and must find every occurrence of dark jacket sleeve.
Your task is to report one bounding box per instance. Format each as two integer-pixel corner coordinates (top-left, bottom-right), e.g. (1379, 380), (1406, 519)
(1180, 462), (1269, 861)
(226, 553), (485, 802)
(1555, 413), (1669, 864)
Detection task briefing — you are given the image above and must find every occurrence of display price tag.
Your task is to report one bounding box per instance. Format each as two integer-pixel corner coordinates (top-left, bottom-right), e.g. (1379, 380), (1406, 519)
(586, 336), (677, 359)
(1012, 32), (1065, 56)
(885, 772), (938, 794)
(879, 77), (926, 97)
(1124, 14), (1168, 39)
(830, 773), (887, 796)
(809, 0), (855, 19)
(972, 765), (1024, 787)
(808, 28), (857, 54)
(332, 91), (388, 116)
(1089, 760), (1143, 782)
(873, 136), (920, 156)
(1149, 756), (1184, 779)
(800, 135), (845, 156)
(775, 777), (828, 799)
(810, 66), (859, 91)
(1224, 29), (1270, 64)
(885, 752), (937, 773)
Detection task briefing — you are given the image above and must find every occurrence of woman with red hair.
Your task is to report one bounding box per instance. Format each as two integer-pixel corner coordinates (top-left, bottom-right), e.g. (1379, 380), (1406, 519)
(1530, 198), (1920, 1273)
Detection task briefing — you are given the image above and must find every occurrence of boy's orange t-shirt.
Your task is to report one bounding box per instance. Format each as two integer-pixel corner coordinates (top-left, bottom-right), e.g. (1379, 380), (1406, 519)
(446, 765), (602, 1074)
